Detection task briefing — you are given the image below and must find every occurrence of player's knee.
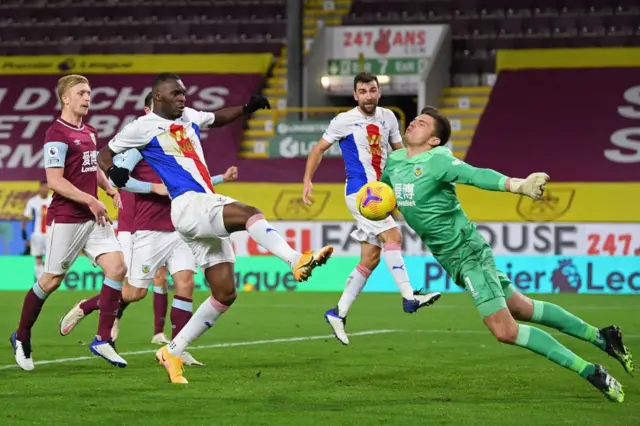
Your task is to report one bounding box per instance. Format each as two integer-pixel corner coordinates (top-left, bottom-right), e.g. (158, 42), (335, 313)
(380, 227), (402, 244)
(38, 273), (64, 293)
(492, 323), (518, 344)
(123, 283), (147, 302)
(174, 274), (195, 296)
(104, 261), (127, 282)
(361, 251), (381, 270)
(212, 288), (237, 305)
(244, 205), (262, 220)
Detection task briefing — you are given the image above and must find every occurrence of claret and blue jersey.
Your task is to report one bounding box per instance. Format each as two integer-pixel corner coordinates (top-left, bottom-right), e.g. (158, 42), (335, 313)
(108, 107), (217, 200)
(322, 107), (402, 195)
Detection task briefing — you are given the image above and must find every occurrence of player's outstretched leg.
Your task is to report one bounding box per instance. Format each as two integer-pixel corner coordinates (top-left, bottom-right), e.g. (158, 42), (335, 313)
(379, 229), (441, 312)
(157, 262), (235, 384)
(507, 289), (635, 376)
(151, 266), (170, 345)
(222, 202), (333, 281)
(485, 306), (624, 402)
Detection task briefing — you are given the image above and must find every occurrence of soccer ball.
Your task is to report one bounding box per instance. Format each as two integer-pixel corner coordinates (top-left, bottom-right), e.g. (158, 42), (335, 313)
(356, 181), (396, 221)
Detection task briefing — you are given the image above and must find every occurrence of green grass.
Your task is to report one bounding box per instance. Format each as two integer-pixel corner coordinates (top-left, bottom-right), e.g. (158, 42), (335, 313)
(0, 292), (638, 425)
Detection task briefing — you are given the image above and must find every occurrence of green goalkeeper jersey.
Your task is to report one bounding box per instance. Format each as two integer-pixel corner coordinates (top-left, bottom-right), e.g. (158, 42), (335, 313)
(381, 146), (509, 258)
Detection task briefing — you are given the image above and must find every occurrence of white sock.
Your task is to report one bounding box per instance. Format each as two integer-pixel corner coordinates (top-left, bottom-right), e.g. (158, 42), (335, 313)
(153, 285), (167, 295)
(167, 296), (229, 356)
(246, 214), (300, 267)
(337, 264), (371, 317)
(382, 242), (415, 299)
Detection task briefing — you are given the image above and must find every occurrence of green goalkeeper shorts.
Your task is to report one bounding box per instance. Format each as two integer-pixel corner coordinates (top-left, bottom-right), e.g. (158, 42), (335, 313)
(438, 228), (515, 318)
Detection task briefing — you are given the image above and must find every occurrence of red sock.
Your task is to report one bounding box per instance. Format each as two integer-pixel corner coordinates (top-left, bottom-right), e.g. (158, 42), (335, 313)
(80, 294), (100, 315)
(170, 295), (193, 339)
(96, 279), (122, 341)
(153, 290), (168, 335)
(16, 284), (48, 341)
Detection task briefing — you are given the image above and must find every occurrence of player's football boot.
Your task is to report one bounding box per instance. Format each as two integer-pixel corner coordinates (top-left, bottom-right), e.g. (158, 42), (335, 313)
(403, 291), (442, 313)
(180, 351), (205, 366)
(156, 346), (188, 384)
(111, 318), (120, 342)
(292, 246), (333, 282)
(9, 332), (35, 371)
(151, 332), (170, 345)
(89, 337), (127, 368)
(586, 364), (624, 402)
(58, 299), (87, 336)
(599, 325), (635, 376)
(324, 308), (349, 345)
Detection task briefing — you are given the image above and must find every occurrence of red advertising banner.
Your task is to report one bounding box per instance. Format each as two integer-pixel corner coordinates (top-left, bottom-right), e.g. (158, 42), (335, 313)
(0, 73), (263, 180)
(467, 68), (640, 182)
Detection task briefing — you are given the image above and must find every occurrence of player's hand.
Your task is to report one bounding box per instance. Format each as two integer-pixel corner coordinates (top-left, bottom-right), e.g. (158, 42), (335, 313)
(223, 166), (238, 182)
(151, 183), (169, 197)
(108, 189), (122, 210)
(509, 172), (550, 200)
(87, 197), (111, 226)
(108, 166), (130, 188)
(242, 95), (271, 114)
(302, 181), (313, 205)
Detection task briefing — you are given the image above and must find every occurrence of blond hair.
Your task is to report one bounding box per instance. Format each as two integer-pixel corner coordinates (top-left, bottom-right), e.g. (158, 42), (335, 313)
(57, 74), (90, 105)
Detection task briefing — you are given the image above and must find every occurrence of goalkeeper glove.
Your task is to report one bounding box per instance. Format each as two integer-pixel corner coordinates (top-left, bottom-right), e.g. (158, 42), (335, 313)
(508, 172), (549, 200)
(242, 95), (271, 114)
(107, 166), (130, 188)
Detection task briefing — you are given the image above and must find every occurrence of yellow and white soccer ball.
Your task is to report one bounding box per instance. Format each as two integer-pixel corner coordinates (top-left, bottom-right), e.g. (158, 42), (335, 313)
(356, 181), (397, 221)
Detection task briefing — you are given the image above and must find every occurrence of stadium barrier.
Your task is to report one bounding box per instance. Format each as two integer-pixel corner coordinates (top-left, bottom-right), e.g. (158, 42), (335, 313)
(3, 219), (639, 256)
(1, 181), (638, 225)
(0, 255), (638, 294)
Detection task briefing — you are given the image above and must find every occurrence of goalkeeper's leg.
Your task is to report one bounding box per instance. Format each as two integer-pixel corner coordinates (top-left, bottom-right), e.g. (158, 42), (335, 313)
(459, 255), (623, 402)
(503, 276), (634, 376)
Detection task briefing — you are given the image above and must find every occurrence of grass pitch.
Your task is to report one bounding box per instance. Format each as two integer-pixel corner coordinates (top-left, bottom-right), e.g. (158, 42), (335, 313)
(0, 292), (638, 425)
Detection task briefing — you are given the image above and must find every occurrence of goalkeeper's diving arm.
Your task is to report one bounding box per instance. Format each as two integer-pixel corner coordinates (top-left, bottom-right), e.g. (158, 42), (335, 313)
(429, 154), (549, 200)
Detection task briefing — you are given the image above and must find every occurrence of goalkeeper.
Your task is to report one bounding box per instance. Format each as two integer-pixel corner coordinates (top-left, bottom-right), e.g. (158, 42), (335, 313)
(381, 106), (634, 402)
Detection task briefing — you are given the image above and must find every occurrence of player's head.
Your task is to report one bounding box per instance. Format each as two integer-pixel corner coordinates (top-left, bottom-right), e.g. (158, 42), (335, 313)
(152, 73), (185, 120)
(353, 72), (380, 116)
(403, 106), (451, 149)
(143, 91), (154, 115)
(38, 180), (48, 197)
(57, 74), (91, 117)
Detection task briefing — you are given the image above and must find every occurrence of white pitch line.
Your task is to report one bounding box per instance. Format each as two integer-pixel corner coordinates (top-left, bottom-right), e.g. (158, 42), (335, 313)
(0, 329), (397, 370)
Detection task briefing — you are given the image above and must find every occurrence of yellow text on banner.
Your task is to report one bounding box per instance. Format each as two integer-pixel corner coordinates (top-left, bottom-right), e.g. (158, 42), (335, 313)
(0, 54), (274, 75)
(496, 48), (640, 72)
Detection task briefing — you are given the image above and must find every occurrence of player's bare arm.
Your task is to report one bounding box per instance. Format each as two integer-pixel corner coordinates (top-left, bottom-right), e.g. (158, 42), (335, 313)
(97, 167), (122, 209)
(391, 141), (404, 150)
(302, 138), (332, 205)
(208, 95), (270, 128)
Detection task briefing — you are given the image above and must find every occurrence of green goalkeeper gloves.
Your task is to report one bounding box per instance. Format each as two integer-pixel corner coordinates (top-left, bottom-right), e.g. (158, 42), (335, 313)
(507, 172), (550, 200)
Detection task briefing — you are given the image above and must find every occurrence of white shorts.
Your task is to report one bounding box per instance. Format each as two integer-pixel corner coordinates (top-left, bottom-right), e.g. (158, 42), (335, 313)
(45, 220), (122, 275)
(117, 231), (133, 274)
(30, 234), (46, 257)
(128, 230), (197, 289)
(171, 191), (236, 269)
(345, 193), (398, 248)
